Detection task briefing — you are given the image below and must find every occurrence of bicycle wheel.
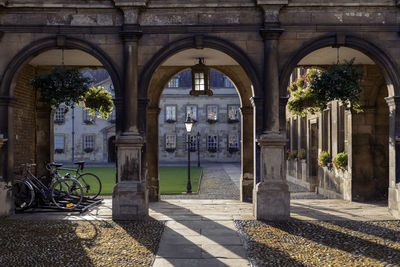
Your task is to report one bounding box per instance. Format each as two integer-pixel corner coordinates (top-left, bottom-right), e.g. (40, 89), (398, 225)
(13, 179), (35, 211)
(51, 178), (83, 210)
(77, 173), (102, 199)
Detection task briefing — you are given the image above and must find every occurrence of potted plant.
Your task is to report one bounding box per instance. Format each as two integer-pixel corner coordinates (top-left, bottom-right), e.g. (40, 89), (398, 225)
(165, 148), (175, 152)
(318, 150), (332, 168)
(288, 150), (298, 160)
(333, 152), (348, 170)
(297, 148), (306, 160)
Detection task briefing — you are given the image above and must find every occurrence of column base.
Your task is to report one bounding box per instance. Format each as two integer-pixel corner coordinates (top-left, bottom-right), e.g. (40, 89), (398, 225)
(388, 186), (400, 219)
(253, 180), (290, 221)
(112, 181), (148, 221)
(0, 180), (13, 217)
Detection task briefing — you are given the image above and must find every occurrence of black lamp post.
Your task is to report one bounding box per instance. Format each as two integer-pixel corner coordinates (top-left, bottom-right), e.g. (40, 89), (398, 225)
(197, 132), (200, 167)
(185, 116), (194, 193)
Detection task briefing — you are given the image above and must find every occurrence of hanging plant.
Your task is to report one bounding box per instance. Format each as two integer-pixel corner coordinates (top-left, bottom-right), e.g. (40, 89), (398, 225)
(287, 59), (363, 116)
(79, 86), (114, 120)
(310, 59), (363, 112)
(31, 67), (92, 112)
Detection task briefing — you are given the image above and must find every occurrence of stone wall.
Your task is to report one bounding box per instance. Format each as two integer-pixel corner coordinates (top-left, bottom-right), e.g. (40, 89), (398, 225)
(12, 64), (37, 176)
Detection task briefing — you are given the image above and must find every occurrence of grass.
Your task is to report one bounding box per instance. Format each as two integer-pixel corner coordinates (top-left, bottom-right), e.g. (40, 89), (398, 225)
(58, 166), (202, 195)
(159, 166), (202, 194)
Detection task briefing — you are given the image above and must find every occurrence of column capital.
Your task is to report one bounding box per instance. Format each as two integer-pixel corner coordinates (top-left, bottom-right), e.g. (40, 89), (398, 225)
(260, 27), (284, 40)
(147, 106), (161, 115)
(250, 96), (263, 108)
(385, 96), (400, 108)
(116, 134), (144, 146)
(240, 106), (253, 115)
(257, 1), (287, 27)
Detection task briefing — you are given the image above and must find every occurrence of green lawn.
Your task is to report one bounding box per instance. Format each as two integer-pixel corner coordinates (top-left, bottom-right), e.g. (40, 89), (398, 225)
(159, 166), (202, 194)
(58, 166), (202, 195)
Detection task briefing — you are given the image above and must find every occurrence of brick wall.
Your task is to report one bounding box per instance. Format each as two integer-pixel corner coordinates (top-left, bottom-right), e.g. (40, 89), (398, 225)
(13, 64), (37, 176)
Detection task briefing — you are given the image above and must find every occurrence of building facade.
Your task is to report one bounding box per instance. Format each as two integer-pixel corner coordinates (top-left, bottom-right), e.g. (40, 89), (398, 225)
(159, 70), (241, 164)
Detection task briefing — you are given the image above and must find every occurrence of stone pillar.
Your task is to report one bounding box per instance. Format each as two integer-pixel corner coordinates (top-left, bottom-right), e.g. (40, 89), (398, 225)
(0, 97), (13, 217)
(254, 26), (290, 221)
(112, 26), (148, 220)
(385, 96), (400, 218)
(240, 106), (254, 202)
(147, 107), (160, 202)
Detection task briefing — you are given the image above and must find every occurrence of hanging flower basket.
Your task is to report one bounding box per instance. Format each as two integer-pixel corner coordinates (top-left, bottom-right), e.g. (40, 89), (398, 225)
(31, 68), (113, 119)
(31, 67), (92, 112)
(79, 86), (114, 120)
(287, 59), (363, 116)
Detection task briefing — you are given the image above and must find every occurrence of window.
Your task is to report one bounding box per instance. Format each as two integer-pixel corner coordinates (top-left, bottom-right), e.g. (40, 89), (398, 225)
(228, 105), (240, 121)
(224, 77), (234, 88)
(83, 135), (95, 152)
(228, 135), (239, 150)
(194, 72), (205, 91)
(186, 105), (197, 121)
(165, 106), (176, 122)
(168, 77), (180, 88)
(54, 107), (65, 123)
(54, 135), (65, 153)
(207, 105), (218, 122)
(165, 135), (176, 151)
(207, 135), (218, 152)
(186, 135), (197, 151)
(83, 110), (94, 124)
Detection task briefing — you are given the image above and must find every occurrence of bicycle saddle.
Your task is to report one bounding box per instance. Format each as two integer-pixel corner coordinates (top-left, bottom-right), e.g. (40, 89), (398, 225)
(50, 162), (63, 168)
(74, 161), (85, 170)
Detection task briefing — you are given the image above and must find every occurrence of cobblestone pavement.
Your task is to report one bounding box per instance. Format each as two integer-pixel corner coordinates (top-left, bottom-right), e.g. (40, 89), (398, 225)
(235, 220), (400, 267)
(161, 164), (240, 200)
(0, 219), (164, 266)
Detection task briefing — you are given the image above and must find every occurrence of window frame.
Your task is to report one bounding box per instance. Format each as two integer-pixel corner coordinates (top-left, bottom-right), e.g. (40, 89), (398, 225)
(165, 105), (177, 122)
(186, 134), (197, 152)
(185, 105), (198, 121)
(83, 135), (95, 153)
(54, 135), (65, 153)
(207, 135), (218, 152)
(54, 107), (66, 124)
(207, 105), (218, 123)
(227, 105), (240, 122)
(165, 135), (176, 152)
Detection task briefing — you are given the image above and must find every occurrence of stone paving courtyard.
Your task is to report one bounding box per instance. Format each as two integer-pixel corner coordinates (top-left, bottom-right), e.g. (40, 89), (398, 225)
(1, 164), (399, 266)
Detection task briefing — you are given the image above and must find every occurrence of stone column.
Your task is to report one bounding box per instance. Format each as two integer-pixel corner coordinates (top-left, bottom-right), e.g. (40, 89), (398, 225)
(254, 27), (290, 221)
(240, 106), (254, 202)
(147, 107), (160, 202)
(385, 96), (400, 218)
(112, 28), (148, 220)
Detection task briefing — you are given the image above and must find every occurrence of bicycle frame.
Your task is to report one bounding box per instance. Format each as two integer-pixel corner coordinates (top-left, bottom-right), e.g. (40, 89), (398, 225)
(24, 168), (53, 201)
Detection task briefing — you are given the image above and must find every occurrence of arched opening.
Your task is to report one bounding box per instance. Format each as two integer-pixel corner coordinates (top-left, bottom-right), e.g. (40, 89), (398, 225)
(0, 37), (121, 214)
(142, 44), (257, 203)
(282, 39), (397, 212)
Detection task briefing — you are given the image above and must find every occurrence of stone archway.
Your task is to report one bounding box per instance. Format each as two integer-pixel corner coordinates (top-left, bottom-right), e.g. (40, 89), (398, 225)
(0, 36), (122, 215)
(280, 34), (400, 217)
(145, 63), (255, 203)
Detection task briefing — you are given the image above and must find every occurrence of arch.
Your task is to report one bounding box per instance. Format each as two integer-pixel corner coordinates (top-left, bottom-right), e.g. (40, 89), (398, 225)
(139, 35), (262, 101)
(279, 34), (400, 97)
(0, 36), (122, 99)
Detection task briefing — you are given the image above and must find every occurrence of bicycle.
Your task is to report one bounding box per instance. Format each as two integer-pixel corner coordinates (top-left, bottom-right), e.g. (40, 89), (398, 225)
(45, 161), (102, 199)
(13, 163), (84, 211)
